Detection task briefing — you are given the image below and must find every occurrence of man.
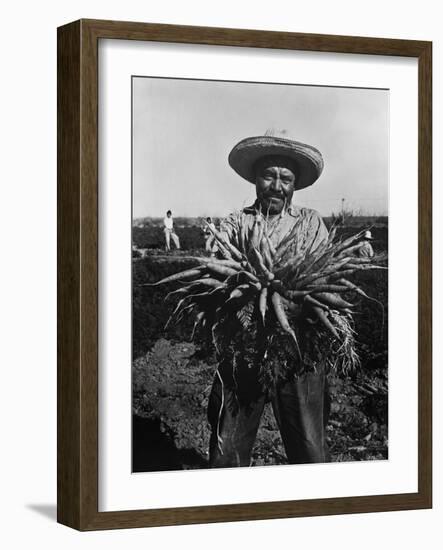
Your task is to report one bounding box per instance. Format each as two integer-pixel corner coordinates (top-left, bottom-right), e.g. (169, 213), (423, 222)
(207, 134), (330, 468)
(357, 230), (375, 258)
(163, 210), (181, 251)
(203, 216), (217, 255)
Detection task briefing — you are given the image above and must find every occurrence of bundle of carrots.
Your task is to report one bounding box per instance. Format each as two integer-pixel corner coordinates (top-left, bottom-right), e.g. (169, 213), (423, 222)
(142, 213), (387, 371)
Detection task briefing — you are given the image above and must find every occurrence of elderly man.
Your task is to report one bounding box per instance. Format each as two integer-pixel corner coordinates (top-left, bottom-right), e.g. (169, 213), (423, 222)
(207, 134), (330, 468)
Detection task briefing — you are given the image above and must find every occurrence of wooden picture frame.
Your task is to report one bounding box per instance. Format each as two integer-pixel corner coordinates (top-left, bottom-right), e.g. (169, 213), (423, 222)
(57, 19), (432, 530)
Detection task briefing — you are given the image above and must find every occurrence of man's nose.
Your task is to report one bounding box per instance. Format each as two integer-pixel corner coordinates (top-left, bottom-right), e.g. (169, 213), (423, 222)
(271, 177), (282, 192)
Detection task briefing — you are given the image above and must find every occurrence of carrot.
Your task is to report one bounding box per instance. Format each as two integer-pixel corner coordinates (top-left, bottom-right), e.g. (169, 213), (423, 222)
(257, 217), (265, 248)
(326, 223), (338, 245)
(195, 257), (242, 270)
(208, 224), (231, 246)
(293, 270), (324, 288)
(260, 237), (274, 271)
(270, 280), (306, 298)
(211, 236), (233, 260)
(333, 229), (368, 256)
(225, 271), (259, 287)
(219, 290), (254, 317)
(277, 255), (306, 282)
(205, 223), (236, 261)
(313, 292), (354, 309)
(239, 221), (247, 254)
(307, 276), (328, 286)
(190, 311), (205, 340)
(305, 284), (349, 293)
(297, 232), (332, 276)
(336, 243), (365, 258)
(343, 257), (372, 265)
(324, 269), (358, 282)
(259, 287), (268, 323)
(271, 291), (301, 358)
(164, 295), (194, 328)
(304, 294), (331, 311)
(305, 240), (342, 273)
(251, 248), (274, 281)
(187, 277), (226, 289)
(206, 263), (238, 278)
(224, 241), (244, 262)
(296, 258), (355, 287)
(140, 267), (204, 286)
(249, 216), (261, 252)
(337, 278), (368, 296)
(229, 284), (251, 300)
(275, 217), (303, 255)
(286, 290), (310, 301)
(241, 270), (260, 283)
(311, 306), (340, 339)
(327, 257), (355, 272)
(248, 280), (262, 293)
(172, 303), (197, 327)
(165, 287), (189, 301)
(264, 229), (276, 258)
(344, 264), (388, 271)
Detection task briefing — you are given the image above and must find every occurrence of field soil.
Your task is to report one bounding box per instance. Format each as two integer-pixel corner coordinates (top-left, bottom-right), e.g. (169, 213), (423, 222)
(132, 223), (388, 471)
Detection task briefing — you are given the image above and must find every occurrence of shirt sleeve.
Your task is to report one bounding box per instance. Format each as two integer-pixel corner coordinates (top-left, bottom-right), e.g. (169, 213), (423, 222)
(358, 242), (375, 258)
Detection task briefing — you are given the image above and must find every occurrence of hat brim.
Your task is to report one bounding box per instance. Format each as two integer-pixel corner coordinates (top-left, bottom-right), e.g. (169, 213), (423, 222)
(228, 136), (324, 190)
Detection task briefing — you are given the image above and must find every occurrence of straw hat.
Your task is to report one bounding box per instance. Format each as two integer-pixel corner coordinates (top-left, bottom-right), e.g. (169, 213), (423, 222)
(364, 230), (374, 240)
(228, 134), (324, 190)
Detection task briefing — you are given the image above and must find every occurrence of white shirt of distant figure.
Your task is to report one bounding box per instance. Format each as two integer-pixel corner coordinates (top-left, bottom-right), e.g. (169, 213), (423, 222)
(163, 210), (181, 251)
(163, 216), (173, 230)
(357, 230), (375, 258)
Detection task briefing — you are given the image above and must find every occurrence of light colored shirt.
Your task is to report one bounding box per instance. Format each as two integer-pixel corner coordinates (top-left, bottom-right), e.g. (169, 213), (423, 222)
(220, 202), (328, 257)
(357, 240), (374, 258)
(163, 216), (174, 230)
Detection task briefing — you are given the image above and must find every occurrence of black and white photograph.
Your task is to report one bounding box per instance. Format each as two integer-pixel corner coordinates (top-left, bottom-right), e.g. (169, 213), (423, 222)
(1, 0), (436, 541)
(132, 76), (389, 472)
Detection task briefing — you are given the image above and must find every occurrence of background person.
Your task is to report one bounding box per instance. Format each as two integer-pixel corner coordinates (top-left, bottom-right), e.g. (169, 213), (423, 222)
(357, 230), (375, 258)
(163, 210), (181, 251)
(204, 217), (217, 255)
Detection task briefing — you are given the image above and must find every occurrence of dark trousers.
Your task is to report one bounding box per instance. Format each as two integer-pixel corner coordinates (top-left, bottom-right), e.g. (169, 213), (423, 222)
(207, 364), (330, 467)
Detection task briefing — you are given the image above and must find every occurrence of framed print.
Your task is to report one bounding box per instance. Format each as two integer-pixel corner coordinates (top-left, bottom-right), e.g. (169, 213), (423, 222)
(57, 19), (432, 530)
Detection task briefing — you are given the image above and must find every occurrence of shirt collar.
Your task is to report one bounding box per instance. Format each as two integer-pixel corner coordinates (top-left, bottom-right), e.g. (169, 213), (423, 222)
(243, 199), (295, 219)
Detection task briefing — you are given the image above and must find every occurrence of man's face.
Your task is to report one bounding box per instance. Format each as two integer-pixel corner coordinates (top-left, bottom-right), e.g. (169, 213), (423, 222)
(255, 155), (297, 215)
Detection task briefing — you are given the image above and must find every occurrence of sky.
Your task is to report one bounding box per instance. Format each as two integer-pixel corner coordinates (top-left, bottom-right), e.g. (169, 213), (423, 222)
(133, 77), (389, 219)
